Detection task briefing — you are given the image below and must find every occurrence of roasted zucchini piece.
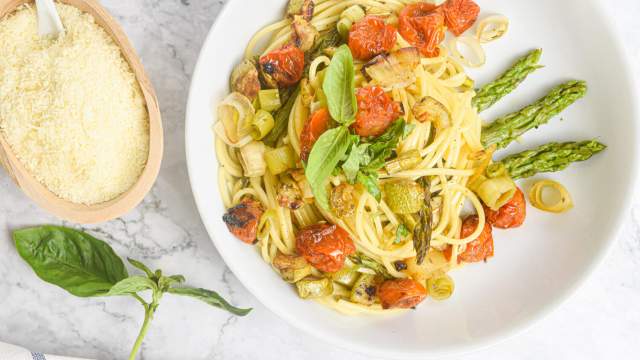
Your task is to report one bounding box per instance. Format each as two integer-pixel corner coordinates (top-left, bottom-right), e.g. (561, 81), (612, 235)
(296, 277), (333, 299)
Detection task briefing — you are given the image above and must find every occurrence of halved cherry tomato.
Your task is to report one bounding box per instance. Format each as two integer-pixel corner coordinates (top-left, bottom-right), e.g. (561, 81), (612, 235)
(440, 0), (480, 36)
(300, 107), (331, 162)
(484, 187), (526, 229)
(259, 45), (305, 87)
(378, 278), (427, 309)
(348, 16), (397, 61)
(222, 197), (264, 244)
(295, 223), (356, 273)
(444, 215), (494, 263)
(353, 86), (402, 137)
(398, 3), (446, 58)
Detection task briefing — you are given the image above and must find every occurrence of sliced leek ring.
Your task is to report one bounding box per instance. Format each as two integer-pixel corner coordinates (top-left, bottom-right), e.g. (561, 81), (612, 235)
(449, 36), (486, 68)
(528, 180), (574, 213)
(476, 15), (510, 43)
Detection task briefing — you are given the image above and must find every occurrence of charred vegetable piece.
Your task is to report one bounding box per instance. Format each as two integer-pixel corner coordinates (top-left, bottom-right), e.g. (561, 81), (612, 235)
(481, 81), (587, 149)
(259, 45), (305, 88)
(440, 0), (480, 36)
(363, 47), (420, 89)
(412, 96), (450, 128)
(385, 149), (422, 174)
(273, 252), (313, 283)
(384, 180), (425, 214)
(330, 183), (358, 218)
(296, 223), (356, 273)
(413, 177), (432, 265)
(394, 260), (408, 271)
(296, 277), (333, 299)
(378, 278), (427, 309)
(484, 187), (526, 229)
(353, 86), (402, 137)
(427, 273), (455, 301)
(292, 16), (319, 52)
(287, 0), (314, 21)
(223, 197), (264, 244)
(350, 273), (381, 305)
(230, 59), (261, 101)
(277, 179), (304, 210)
(331, 265), (361, 287)
(348, 16), (397, 61)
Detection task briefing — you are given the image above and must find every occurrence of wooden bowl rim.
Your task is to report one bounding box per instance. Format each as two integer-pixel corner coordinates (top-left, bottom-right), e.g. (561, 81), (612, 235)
(0, 0), (163, 224)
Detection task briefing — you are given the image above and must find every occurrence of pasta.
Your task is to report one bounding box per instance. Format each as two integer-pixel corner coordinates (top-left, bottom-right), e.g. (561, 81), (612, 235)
(214, 0), (603, 314)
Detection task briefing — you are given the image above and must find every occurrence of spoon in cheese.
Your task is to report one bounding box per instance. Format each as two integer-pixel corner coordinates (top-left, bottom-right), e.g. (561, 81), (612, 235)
(35, 0), (64, 36)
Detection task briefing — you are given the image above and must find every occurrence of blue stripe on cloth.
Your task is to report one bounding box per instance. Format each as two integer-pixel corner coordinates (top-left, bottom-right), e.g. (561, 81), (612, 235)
(31, 352), (47, 360)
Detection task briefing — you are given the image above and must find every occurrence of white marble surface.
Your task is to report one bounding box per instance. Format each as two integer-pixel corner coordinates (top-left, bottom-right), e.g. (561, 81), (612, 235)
(0, 0), (639, 359)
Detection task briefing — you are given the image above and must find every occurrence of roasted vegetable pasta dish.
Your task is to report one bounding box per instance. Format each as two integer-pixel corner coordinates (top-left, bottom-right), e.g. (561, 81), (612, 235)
(214, 0), (605, 314)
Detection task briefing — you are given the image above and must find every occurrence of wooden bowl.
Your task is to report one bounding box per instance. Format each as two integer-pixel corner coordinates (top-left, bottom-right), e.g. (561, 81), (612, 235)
(0, 0), (163, 224)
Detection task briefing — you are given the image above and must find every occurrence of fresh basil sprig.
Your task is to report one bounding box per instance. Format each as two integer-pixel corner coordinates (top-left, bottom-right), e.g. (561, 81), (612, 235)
(14, 225), (250, 360)
(306, 45), (415, 208)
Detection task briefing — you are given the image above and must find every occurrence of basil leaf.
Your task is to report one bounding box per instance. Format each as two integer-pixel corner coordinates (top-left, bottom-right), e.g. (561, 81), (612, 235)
(127, 258), (155, 279)
(323, 45), (357, 124)
(305, 126), (354, 209)
(14, 226), (128, 297)
(356, 171), (381, 201)
(363, 119), (409, 172)
(107, 276), (156, 296)
(167, 287), (252, 316)
(342, 143), (370, 183)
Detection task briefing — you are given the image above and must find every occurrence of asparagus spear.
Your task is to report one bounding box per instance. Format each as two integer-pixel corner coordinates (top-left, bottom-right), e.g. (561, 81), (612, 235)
(481, 80), (587, 149)
(349, 253), (393, 280)
(263, 86), (300, 147)
(413, 177), (432, 265)
(473, 49), (543, 112)
(489, 140), (606, 180)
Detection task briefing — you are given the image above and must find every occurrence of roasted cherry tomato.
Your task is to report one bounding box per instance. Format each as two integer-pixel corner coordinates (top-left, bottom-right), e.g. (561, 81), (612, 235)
(378, 278), (427, 309)
(398, 3), (446, 58)
(295, 223), (356, 273)
(259, 45), (305, 87)
(353, 86), (402, 137)
(484, 187), (526, 229)
(300, 107), (331, 162)
(348, 16), (397, 61)
(440, 0), (480, 36)
(222, 197), (264, 244)
(444, 215), (494, 263)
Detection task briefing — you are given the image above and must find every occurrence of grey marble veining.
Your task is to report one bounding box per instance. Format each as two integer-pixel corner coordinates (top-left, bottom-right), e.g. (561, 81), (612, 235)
(1, 1), (639, 359)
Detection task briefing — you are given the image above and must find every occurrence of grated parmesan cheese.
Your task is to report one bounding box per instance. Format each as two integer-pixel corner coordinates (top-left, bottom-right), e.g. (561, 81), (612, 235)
(0, 3), (150, 205)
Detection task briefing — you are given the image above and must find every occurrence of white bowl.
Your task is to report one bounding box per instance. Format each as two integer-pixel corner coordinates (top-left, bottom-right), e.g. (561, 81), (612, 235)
(185, 0), (639, 357)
